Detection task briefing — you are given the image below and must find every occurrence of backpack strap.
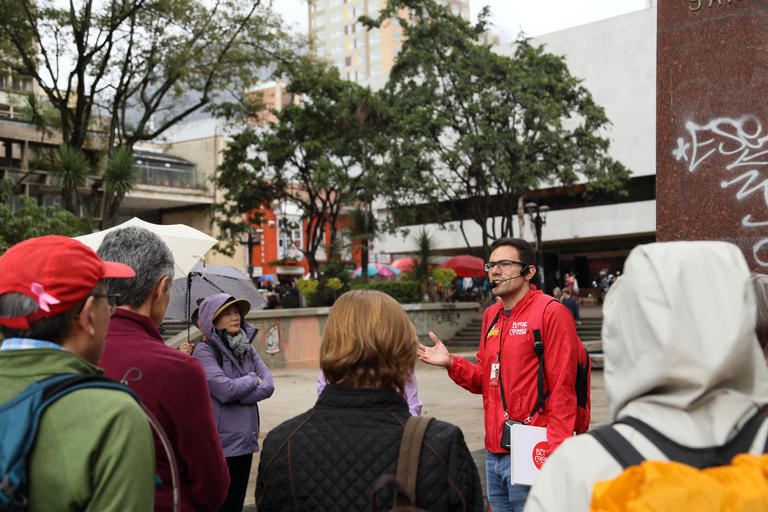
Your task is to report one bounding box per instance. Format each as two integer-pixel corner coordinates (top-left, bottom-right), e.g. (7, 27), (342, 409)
(396, 416), (433, 505)
(589, 410), (768, 470)
(0, 374), (139, 509)
(587, 425), (646, 469)
(526, 296), (558, 418)
(203, 340), (223, 368)
(616, 412), (768, 469)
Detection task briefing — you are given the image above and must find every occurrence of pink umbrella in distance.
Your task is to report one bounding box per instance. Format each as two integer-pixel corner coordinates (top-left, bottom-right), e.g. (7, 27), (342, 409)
(437, 255), (486, 277)
(390, 257), (417, 272)
(350, 263), (402, 278)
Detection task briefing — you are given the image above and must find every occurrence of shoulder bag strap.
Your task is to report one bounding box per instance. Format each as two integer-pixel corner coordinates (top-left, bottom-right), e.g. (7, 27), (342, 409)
(396, 416), (434, 506)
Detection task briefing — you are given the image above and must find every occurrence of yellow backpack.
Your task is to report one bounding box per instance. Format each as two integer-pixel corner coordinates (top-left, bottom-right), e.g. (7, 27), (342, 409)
(588, 412), (768, 512)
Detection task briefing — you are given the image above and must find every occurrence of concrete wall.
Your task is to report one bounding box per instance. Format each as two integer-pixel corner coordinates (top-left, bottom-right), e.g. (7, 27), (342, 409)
(166, 302), (481, 368)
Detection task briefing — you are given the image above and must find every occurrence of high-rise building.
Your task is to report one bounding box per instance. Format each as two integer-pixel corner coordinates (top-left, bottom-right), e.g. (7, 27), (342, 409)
(308, 0), (470, 83)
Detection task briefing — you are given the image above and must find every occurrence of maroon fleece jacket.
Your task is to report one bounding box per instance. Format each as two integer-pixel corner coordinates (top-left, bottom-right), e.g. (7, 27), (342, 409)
(100, 308), (229, 512)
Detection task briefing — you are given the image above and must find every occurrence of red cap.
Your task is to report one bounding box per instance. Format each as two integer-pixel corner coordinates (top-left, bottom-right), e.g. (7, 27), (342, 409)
(0, 235), (136, 329)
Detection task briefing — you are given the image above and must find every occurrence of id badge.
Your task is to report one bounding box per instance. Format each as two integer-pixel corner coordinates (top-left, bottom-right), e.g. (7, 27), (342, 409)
(490, 363), (500, 386)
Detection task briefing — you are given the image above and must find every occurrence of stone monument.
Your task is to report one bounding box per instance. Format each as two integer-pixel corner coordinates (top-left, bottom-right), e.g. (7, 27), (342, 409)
(657, 0), (768, 270)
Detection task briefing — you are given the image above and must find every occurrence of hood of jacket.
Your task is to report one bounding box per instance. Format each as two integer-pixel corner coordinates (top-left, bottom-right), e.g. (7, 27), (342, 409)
(199, 293), (256, 363)
(602, 241), (768, 445)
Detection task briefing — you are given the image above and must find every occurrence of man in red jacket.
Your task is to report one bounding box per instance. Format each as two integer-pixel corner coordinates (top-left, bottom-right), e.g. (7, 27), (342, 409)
(97, 226), (229, 512)
(418, 237), (590, 512)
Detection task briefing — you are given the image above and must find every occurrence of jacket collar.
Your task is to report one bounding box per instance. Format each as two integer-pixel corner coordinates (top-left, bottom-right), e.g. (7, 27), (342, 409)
(108, 308), (165, 343)
(316, 384), (410, 414)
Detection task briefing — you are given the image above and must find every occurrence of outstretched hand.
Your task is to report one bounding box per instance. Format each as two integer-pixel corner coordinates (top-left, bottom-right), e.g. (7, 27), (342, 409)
(417, 332), (453, 369)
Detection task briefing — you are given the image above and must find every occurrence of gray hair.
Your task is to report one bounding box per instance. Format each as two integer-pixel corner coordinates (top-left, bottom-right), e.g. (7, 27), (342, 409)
(97, 226), (175, 308)
(0, 280), (103, 344)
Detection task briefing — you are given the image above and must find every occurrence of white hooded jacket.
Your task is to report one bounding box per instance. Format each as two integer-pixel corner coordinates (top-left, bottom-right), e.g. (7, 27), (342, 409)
(524, 241), (768, 512)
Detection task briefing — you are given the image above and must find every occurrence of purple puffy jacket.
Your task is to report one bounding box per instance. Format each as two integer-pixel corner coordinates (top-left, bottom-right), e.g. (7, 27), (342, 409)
(193, 293), (275, 457)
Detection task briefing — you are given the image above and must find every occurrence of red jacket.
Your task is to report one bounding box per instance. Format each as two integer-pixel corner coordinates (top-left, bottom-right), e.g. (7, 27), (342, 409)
(448, 287), (588, 456)
(99, 309), (229, 512)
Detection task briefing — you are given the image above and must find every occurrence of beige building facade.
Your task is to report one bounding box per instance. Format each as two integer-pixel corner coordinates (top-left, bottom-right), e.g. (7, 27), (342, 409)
(309, 0), (470, 82)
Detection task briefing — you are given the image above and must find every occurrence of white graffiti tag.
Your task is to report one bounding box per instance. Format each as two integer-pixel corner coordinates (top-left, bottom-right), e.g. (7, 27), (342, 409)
(673, 116), (768, 266)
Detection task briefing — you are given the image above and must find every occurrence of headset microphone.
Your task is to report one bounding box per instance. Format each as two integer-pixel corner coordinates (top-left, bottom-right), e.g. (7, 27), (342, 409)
(488, 265), (532, 289)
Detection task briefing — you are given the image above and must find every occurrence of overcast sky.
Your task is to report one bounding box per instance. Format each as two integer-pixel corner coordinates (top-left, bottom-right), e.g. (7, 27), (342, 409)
(273, 0), (651, 44)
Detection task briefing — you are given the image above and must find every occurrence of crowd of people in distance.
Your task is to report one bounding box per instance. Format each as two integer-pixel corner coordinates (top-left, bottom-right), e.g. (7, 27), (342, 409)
(2, 231), (768, 512)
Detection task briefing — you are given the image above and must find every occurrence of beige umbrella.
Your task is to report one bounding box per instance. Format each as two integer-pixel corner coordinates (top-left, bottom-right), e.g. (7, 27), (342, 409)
(75, 217), (218, 277)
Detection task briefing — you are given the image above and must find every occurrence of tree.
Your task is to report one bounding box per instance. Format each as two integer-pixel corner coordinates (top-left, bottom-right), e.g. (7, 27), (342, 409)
(410, 227), (436, 302)
(365, 1), (631, 258)
(0, 0), (294, 152)
(0, 177), (88, 253)
(210, 56), (383, 277)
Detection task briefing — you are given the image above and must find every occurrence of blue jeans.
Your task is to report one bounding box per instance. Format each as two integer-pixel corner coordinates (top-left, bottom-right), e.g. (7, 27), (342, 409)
(485, 452), (530, 512)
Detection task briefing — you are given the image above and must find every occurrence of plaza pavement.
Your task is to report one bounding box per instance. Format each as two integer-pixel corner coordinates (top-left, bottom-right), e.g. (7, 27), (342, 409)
(242, 352), (610, 509)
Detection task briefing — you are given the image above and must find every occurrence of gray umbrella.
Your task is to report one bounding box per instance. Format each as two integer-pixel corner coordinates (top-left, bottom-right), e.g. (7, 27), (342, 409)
(165, 262), (267, 323)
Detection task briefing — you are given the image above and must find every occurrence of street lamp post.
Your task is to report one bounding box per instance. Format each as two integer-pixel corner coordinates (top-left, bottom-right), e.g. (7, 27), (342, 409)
(239, 226), (263, 281)
(525, 202), (550, 291)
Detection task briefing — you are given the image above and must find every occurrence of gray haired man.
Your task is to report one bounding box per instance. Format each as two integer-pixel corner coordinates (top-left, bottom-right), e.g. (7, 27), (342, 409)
(97, 226), (229, 512)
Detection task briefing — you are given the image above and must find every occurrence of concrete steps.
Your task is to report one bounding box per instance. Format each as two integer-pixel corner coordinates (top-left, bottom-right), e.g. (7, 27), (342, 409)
(444, 312), (604, 369)
(160, 320), (190, 342)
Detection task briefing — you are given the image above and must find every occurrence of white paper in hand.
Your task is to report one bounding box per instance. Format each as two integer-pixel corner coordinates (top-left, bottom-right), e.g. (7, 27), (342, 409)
(510, 423), (548, 486)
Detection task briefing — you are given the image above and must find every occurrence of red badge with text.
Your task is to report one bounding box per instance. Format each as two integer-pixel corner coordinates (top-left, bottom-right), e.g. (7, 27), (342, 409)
(532, 441), (548, 470)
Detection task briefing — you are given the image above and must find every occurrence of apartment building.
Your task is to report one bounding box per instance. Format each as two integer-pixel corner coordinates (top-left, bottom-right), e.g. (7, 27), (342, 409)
(309, 0), (470, 83)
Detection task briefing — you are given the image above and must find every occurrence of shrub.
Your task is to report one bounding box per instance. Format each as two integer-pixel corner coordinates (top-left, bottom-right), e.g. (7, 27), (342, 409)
(350, 281), (420, 304)
(297, 279), (319, 302)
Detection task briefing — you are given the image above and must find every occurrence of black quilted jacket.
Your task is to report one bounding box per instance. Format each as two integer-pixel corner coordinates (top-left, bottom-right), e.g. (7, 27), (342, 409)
(255, 384), (483, 512)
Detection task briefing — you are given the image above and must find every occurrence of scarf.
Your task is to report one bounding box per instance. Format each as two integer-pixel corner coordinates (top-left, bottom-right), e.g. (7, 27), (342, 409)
(226, 329), (251, 363)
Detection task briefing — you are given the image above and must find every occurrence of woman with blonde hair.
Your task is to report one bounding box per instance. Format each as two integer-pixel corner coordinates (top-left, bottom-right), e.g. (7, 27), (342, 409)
(255, 289), (482, 512)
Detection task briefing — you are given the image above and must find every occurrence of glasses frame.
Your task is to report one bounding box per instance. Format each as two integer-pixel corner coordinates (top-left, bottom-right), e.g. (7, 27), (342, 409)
(73, 293), (121, 319)
(484, 259), (531, 273)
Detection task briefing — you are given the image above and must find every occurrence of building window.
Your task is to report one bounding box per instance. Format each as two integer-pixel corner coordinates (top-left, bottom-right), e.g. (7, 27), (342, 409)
(331, 41), (345, 54)
(370, 48), (382, 61)
(355, 36), (366, 48)
(335, 57), (346, 68)
(316, 15), (326, 27)
(371, 64), (383, 76)
(461, 6), (468, 18)
(393, 47), (400, 59)
(316, 30), (327, 41)
(330, 0), (343, 6)
(330, 26), (344, 39)
(277, 217), (304, 259)
(451, 4), (459, 14)
(330, 11), (344, 23)
(316, 45), (327, 56)
(356, 53), (366, 65)
(369, 30), (381, 45)
(393, 31), (401, 42)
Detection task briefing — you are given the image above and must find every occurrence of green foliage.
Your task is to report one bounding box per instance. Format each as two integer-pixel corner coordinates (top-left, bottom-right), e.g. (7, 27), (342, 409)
(209, 56), (386, 277)
(366, 1), (631, 258)
(0, 0), (298, 152)
(0, 177), (88, 253)
(99, 146), (139, 226)
(431, 268), (457, 289)
(50, 143), (90, 214)
(326, 278), (343, 292)
(297, 279), (319, 302)
(411, 228), (436, 301)
(350, 281), (420, 304)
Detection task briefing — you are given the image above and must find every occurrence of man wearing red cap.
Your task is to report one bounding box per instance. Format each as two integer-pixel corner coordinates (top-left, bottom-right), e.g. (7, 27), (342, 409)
(0, 235), (155, 511)
(97, 226), (229, 512)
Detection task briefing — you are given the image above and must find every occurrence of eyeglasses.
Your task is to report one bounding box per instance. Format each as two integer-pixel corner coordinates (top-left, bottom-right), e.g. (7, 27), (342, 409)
(74, 293), (121, 319)
(484, 260), (529, 272)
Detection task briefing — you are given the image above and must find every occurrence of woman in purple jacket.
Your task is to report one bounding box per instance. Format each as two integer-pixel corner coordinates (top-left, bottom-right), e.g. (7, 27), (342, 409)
(194, 294), (275, 512)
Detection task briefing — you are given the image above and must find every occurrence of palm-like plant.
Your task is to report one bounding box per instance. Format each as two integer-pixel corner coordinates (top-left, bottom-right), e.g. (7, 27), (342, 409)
(50, 143), (90, 214)
(101, 146), (139, 227)
(411, 228), (436, 302)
